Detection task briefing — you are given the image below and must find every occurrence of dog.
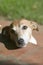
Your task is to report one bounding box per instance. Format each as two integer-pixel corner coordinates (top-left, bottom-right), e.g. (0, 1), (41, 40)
(2, 19), (39, 47)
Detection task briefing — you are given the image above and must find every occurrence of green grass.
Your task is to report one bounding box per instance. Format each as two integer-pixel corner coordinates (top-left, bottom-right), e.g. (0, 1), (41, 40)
(0, 0), (43, 24)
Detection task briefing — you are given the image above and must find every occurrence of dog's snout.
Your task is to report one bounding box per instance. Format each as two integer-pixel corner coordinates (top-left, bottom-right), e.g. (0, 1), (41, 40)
(18, 38), (24, 44)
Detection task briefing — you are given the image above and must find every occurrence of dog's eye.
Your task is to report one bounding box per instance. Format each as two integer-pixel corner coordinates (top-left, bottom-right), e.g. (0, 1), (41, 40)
(22, 26), (28, 30)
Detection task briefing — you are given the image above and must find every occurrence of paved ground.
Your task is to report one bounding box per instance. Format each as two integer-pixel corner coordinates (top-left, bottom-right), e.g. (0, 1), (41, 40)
(0, 20), (43, 65)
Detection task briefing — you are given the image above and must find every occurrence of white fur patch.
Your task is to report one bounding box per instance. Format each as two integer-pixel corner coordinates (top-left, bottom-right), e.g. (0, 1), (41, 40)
(18, 27), (32, 44)
(12, 26), (16, 31)
(0, 25), (1, 27)
(29, 35), (37, 45)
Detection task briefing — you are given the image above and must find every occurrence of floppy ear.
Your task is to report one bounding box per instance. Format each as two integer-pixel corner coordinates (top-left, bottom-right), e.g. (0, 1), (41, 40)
(30, 21), (39, 31)
(10, 23), (13, 28)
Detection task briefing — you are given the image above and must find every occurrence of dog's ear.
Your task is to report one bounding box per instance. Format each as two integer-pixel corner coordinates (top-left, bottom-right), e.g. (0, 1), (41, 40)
(10, 23), (13, 28)
(30, 21), (39, 31)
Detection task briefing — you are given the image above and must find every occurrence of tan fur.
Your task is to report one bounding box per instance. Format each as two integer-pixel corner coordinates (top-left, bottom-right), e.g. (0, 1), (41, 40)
(10, 19), (39, 31)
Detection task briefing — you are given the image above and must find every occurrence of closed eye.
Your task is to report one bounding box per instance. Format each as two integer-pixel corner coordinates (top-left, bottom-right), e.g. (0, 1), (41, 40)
(22, 26), (28, 30)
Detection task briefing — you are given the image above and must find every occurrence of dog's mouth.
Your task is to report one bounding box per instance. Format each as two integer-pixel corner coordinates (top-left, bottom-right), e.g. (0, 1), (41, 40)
(14, 38), (26, 48)
(16, 42), (25, 48)
(16, 43), (25, 48)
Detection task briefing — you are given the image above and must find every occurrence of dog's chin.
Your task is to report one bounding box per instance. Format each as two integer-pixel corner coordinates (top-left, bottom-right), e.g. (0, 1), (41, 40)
(16, 43), (27, 48)
(17, 45), (27, 48)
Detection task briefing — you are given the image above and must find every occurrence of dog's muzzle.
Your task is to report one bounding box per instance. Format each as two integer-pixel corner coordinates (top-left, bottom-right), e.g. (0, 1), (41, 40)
(17, 38), (25, 47)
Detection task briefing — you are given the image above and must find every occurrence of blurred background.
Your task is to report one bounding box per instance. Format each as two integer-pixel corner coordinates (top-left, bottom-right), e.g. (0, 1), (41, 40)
(0, 0), (43, 24)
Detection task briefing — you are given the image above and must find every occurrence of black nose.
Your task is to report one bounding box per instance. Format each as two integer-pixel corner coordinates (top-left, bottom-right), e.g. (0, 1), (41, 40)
(18, 38), (24, 44)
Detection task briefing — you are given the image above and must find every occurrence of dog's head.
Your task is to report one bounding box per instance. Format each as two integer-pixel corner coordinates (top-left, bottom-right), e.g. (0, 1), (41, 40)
(10, 19), (38, 47)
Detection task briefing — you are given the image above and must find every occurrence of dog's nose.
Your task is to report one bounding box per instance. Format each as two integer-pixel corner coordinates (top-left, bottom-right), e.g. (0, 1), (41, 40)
(18, 38), (24, 44)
